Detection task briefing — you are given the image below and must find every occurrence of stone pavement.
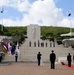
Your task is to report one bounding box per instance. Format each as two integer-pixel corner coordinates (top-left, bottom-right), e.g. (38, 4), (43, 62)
(0, 63), (74, 75)
(2, 40), (74, 63)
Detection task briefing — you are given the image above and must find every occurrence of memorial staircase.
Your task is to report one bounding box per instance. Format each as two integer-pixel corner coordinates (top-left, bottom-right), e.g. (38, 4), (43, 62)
(2, 40), (74, 63)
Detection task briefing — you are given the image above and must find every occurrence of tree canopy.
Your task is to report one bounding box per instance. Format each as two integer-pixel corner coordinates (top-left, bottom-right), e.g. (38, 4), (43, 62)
(0, 24), (74, 39)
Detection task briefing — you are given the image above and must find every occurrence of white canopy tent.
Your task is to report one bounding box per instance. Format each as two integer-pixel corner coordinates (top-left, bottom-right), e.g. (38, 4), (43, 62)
(60, 32), (74, 36)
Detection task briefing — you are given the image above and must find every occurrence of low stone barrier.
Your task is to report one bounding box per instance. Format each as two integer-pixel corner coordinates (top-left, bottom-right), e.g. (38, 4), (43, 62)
(58, 57), (67, 63)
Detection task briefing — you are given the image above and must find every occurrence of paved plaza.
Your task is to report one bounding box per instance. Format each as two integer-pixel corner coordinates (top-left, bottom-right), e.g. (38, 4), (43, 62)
(0, 63), (74, 75)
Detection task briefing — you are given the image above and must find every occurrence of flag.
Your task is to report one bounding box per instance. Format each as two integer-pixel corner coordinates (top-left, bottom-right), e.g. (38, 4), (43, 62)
(5, 41), (8, 47)
(16, 42), (19, 49)
(8, 42), (12, 55)
(3, 45), (7, 51)
(3, 45), (7, 54)
(1, 7), (4, 13)
(68, 10), (71, 16)
(11, 45), (15, 55)
(15, 42), (20, 54)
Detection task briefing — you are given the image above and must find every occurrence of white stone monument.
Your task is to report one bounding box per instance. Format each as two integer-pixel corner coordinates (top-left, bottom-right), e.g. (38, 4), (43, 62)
(27, 24), (40, 40)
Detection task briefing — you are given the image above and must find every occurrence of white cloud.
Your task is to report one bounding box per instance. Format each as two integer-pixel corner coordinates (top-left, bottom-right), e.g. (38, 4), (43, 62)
(17, 0), (31, 12)
(0, 0), (30, 12)
(0, 0), (7, 6)
(57, 18), (74, 28)
(0, 0), (74, 28)
(0, 0), (18, 6)
(57, 18), (70, 27)
(22, 0), (64, 26)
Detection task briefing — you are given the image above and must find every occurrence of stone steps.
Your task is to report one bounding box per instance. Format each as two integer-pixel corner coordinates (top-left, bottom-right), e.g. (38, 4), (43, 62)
(2, 40), (74, 63)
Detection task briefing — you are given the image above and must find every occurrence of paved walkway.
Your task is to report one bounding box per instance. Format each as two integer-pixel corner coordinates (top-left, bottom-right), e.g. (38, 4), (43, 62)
(0, 63), (74, 75)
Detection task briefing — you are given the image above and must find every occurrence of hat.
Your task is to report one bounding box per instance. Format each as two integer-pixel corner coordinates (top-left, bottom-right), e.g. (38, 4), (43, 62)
(51, 50), (54, 52)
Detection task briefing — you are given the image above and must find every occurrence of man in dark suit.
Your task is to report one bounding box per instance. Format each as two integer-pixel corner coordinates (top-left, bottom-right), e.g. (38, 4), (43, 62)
(37, 52), (42, 66)
(50, 50), (56, 69)
(0, 53), (2, 62)
(67, 53), (72, 67)
(73, 55), (74, 63)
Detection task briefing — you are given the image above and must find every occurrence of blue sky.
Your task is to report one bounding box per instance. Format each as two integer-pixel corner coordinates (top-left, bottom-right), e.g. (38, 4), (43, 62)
(0, 6), (23, 20)
(0, 0), (74, 27)
(55, 0), (74, 17)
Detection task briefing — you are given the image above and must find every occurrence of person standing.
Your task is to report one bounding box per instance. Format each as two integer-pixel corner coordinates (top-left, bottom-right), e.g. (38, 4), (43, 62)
(50, 50), (56, 69)
(37, 52), (42, 66)
(73, 55), (74, 63)
(67, 53), (72, 67)
(0, 53), (2, 62)
(15, 52), (18, 62)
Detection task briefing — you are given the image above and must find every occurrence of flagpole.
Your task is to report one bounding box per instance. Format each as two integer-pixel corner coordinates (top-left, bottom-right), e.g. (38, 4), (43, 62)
(69, 16), (72, 37)
(1, 6), (4, 32)
(68, 10), (72, 37)
(1, 12), (3, 31)
(70, 18), (72, 35)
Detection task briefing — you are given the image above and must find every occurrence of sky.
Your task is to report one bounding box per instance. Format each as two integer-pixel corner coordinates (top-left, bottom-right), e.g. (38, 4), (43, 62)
(0, 0), (74, 28)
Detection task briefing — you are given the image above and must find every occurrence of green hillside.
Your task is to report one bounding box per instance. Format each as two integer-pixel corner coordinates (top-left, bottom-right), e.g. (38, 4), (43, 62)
(0, 24), (74, 40)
